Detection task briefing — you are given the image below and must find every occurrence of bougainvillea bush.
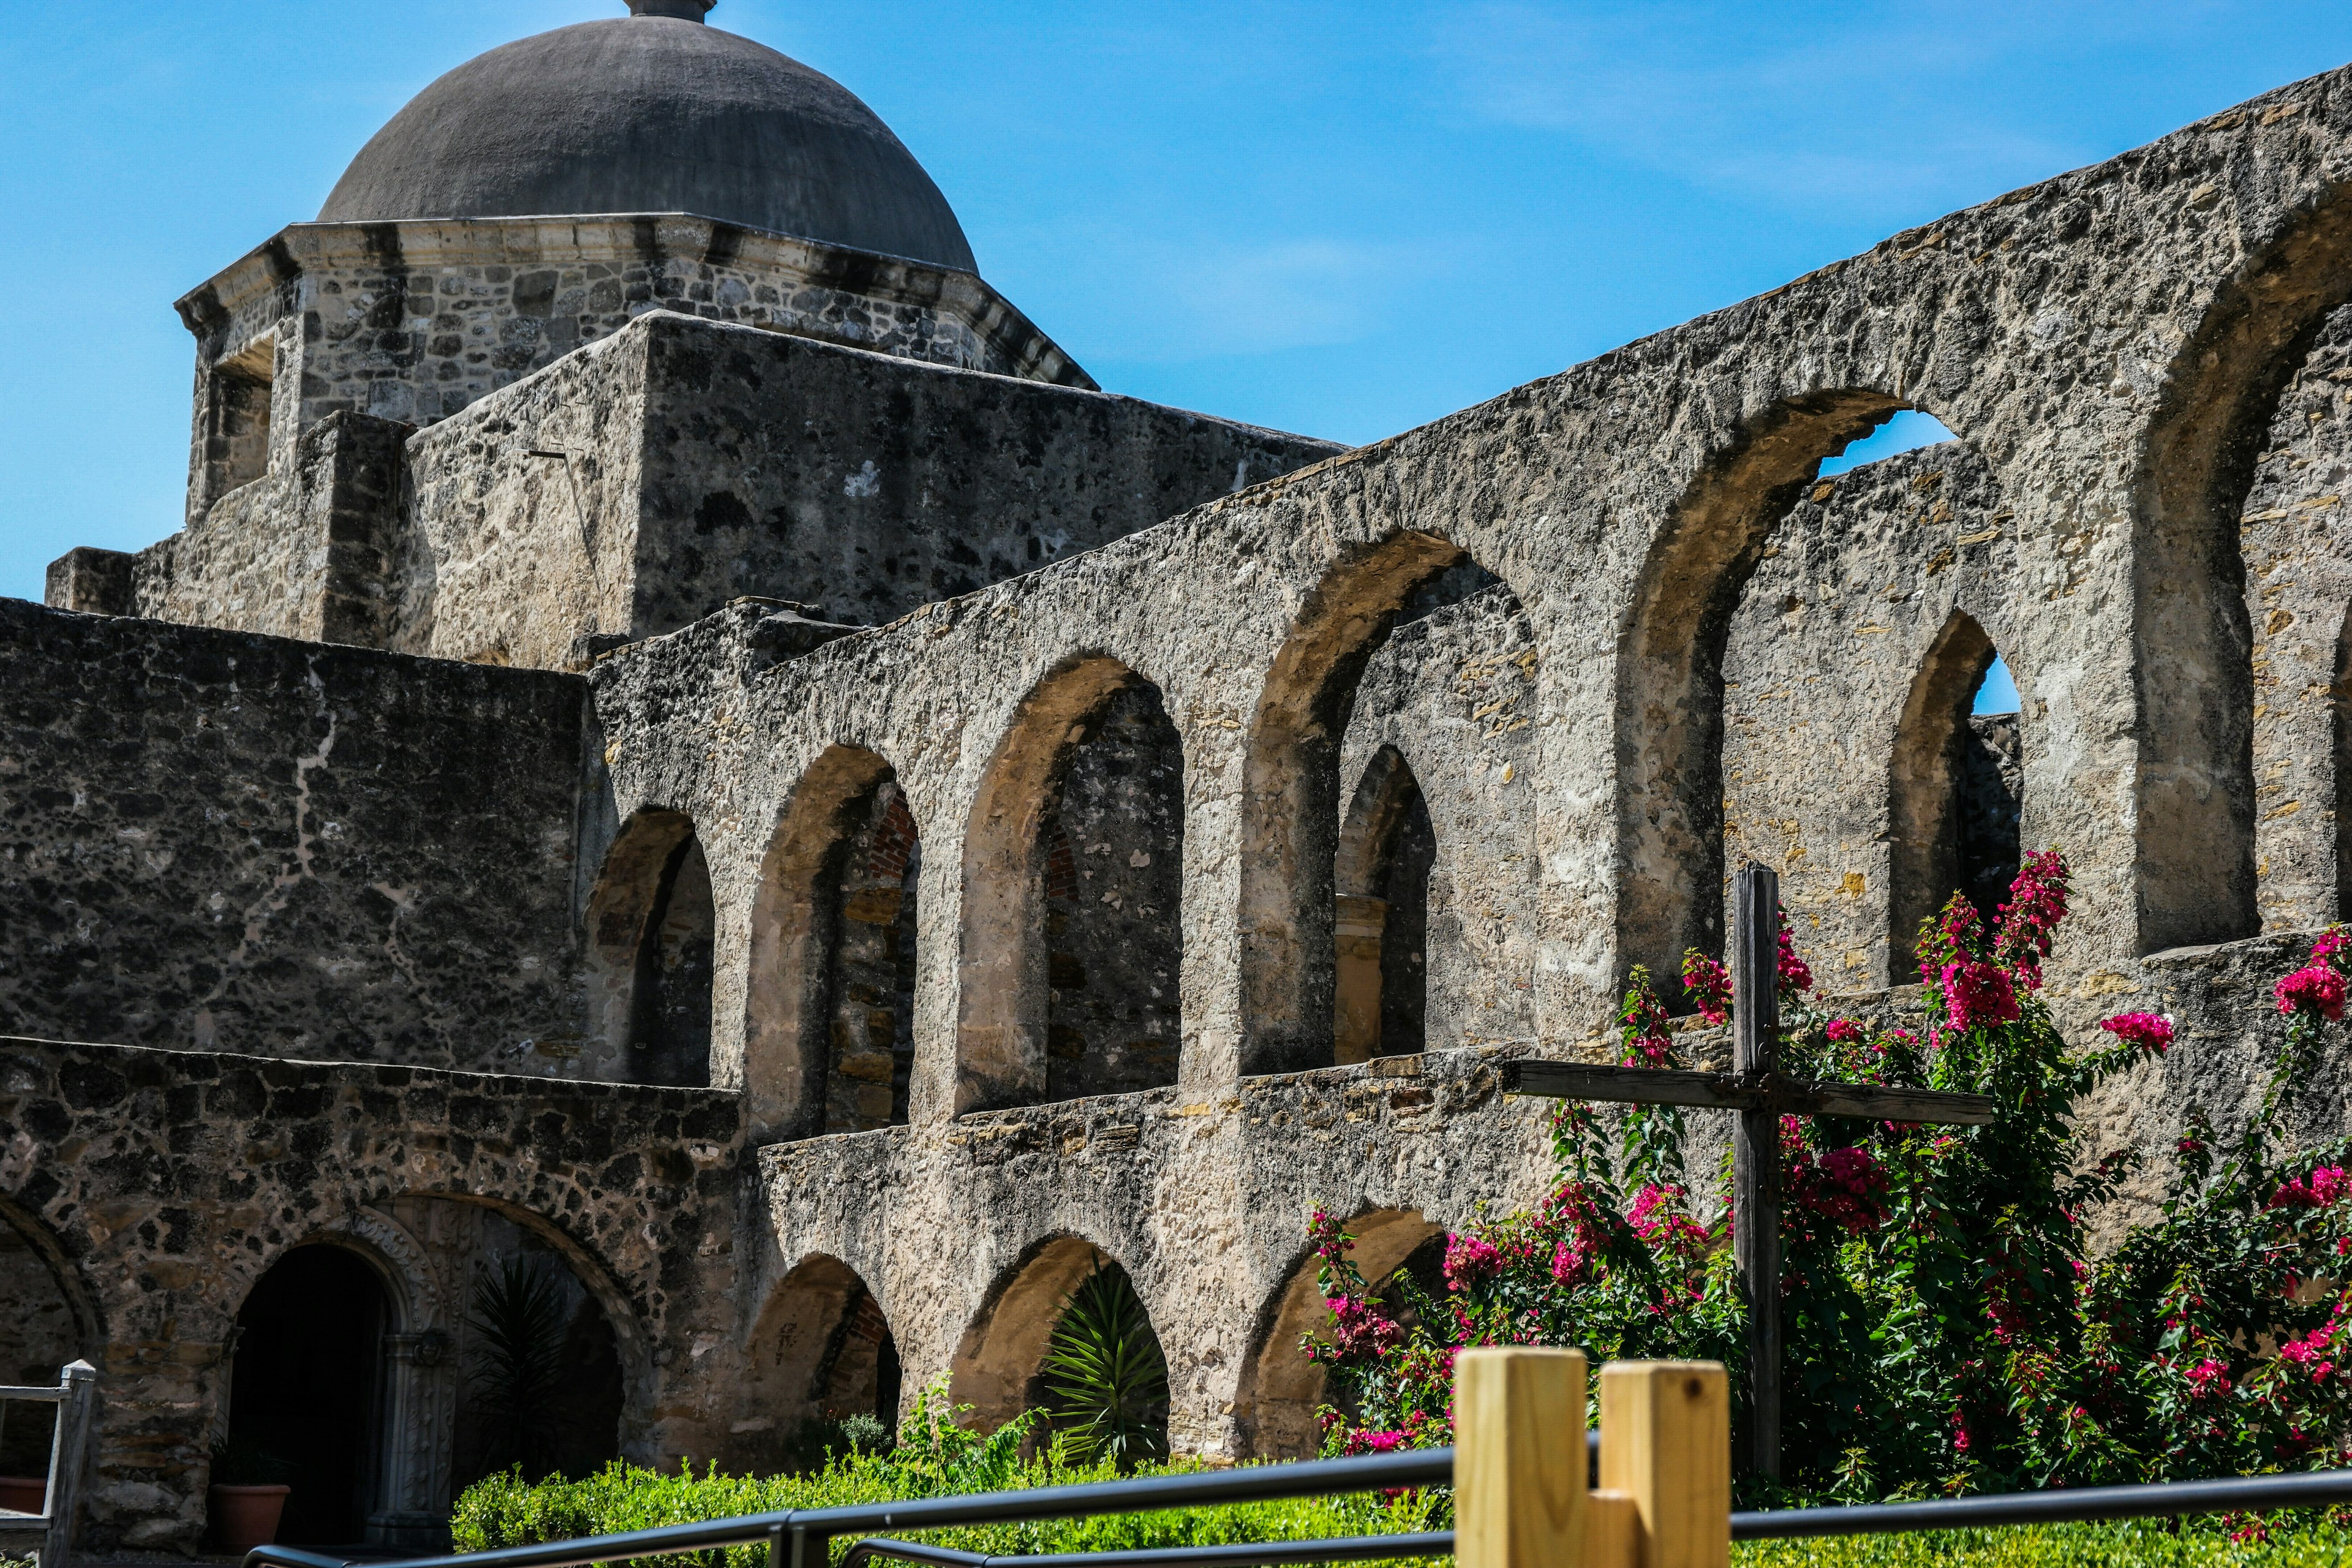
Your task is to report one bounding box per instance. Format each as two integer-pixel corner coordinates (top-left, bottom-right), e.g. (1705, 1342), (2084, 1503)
(1308, 851), (2352, 1503)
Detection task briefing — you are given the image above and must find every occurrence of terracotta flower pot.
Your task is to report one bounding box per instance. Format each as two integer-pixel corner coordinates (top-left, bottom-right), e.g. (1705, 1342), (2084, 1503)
(211, 1483), (291, 1550)
(0, 1477), (42, 1515)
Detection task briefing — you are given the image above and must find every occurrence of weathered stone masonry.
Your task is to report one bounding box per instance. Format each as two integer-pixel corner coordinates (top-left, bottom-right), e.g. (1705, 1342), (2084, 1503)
(23, 15), (2352, 1553)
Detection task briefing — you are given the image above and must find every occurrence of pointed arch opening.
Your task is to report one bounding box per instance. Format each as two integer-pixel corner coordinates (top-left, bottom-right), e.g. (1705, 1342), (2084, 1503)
(1333, 747), (1436, 1062)
(949, 1236), (1167, 1455)
(586, 807), (714, 1087)
(1239, 534), (1513, 1074)
(747, 747), (922, 1142)
(2135, 184), (2352, 949)
(1889, 612), (2024, 970)
(1232, 1208), (1441, 1459)
(1619, 391), (1955, 1002)
(731, 1254), (902, 1474)
(959, 658), (1184, 1115)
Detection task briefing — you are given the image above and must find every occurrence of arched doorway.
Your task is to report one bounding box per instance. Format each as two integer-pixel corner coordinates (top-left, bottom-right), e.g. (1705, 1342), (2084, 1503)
(1234, 1208), (1441, 1458)
(950, 1237), (1169, 1457)
(1238, 537), (1514, 1073)
(586, 808), (714, 1088)
(1890, 611), (2024, 965)
(0, 1208), (92, 1485)
(732, 1254), (902, 1473)
(959, 660), (1185, 1115)
(1333, 748), (1436, 1062)
(225, 1246), (391, 1547)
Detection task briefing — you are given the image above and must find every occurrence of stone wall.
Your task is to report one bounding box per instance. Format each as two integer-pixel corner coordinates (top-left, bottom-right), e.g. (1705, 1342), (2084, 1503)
(170, 216), (1093, 528)
(0, 602), (591, 1074)
(0, 1036), (744, 1550)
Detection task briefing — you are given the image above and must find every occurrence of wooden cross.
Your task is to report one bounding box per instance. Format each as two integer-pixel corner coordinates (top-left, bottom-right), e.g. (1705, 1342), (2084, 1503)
(1500, 862), (1996, 1479)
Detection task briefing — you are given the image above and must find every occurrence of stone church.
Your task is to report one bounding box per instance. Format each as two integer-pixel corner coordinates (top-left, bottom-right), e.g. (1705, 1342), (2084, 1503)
(10, 0), (2352, 1551)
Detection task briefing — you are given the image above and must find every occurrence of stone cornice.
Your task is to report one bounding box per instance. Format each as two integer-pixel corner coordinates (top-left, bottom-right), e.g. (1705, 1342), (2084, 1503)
(172, 213), (1096, 390)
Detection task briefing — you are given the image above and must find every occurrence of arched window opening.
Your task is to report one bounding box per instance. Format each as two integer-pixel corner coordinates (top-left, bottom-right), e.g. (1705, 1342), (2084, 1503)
(820, 781), (921, 1133)
(225, 1246), (392, 1547)
(1623, 390), (1966, 1005)
(1958, 663), (2024, 927)
(1334, 748), (1436, 1063)
(950, 1238), (1167, 1460)
(1890, 612), (2022, 970)
(959, 661), (1183, 1115)
(1042, 682), (1185, 1102)
(1241, 535), (1517, 1076)
(733, 1256), (902, 1474)
(1232, 1208), (1440, 1459)
(587, 809), (714, 1088)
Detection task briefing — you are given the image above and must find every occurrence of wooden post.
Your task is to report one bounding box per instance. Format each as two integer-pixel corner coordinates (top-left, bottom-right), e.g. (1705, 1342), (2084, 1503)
(1455, 1348), (1587, 1568)
(1597, 1362), (1730, 1568)
(1728, 862), (1782, 1479)
(45, 1360), (96, 1568)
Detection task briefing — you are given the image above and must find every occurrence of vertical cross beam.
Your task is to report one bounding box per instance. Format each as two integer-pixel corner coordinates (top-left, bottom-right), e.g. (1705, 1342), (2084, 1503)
(1728, 863), (1781, 1480)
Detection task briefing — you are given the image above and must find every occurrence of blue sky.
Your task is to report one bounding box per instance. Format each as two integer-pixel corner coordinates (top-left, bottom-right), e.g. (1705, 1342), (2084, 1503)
(4, 2), (2351, 607)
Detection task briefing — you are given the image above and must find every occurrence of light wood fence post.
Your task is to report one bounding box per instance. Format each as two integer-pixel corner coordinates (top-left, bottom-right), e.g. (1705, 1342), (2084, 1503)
(1596, 1362), (1729, 1568)
(1454, 1348), (1586, 1568)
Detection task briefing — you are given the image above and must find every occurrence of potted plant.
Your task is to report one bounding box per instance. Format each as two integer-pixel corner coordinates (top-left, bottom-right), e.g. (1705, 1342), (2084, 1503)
(208, 1436), (294, 1550)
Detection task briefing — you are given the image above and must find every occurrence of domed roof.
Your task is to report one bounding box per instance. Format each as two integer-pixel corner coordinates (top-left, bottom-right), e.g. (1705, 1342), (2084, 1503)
(318, 6), (977, 272)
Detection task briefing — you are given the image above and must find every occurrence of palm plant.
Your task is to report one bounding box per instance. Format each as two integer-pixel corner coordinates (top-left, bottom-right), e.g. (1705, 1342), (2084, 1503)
(1039, 1263), (1169, 1470)
(466, 1256), (570, 1479)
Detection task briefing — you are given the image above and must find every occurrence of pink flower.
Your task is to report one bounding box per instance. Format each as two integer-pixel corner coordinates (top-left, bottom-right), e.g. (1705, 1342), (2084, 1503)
(1348, 1429), (1409, 1454)
(1681, 950), (1732, 1025)
(2097, 1011), (2174, 1054)
(1994, 850), (2071, 987)
(2185, 1358), (2233, 1396)
(2269, 1167), (2351, 1210)
(1825, 1018), (1864, 1044)
(1941, 959), (2021, 1032)
(1777, 914), (1814, 995)
(1324, 1294), (1404, 1362)
(2277, 963), (2348, 1020)
(2314, 928), (2349, 961)
(1442, 1234), (1501, 1290)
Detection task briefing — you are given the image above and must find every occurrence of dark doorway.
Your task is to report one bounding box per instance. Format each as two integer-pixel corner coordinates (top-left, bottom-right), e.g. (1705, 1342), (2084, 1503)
(1957, 684), (2023, 927)
(227, 1246), (389, 1546)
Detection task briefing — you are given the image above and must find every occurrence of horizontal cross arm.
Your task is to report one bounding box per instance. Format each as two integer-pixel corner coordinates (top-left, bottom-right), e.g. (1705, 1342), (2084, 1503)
(1500, 1060), (1994, 1126)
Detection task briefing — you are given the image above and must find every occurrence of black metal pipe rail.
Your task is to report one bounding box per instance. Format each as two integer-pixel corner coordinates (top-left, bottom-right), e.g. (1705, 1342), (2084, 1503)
(840, 1532), (1457, 1568)
(241, 1452), (2352, 1568)
(238, 1449), (1453, 1568)
(1730, 1466), (2352, 1539)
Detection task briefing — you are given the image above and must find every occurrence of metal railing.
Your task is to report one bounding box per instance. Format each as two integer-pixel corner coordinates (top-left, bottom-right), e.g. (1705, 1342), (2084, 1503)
(238, 1444), (2352, 1568)
(0, 1360), (97, 1568)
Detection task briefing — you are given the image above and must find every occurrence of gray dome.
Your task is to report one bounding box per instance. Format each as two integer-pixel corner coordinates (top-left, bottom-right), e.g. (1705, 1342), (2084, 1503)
(318, 12), (978, 272)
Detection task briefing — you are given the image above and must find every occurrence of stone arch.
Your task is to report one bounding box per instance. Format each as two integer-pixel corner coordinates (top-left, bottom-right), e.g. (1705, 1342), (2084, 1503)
(1888, 609), (2022, 970)
(1232, 1207), (1442, 1460)
(959, 656), (1184, 1115)
(586, 806), (714, 1087)
(1333, 747), (1436, 1062)
(949, 1234), (1161, 1434)
(2136, 184), (2352, 951)
(1616, 389), (1937, 1000)
(0, 1194), (103, 1374)
(746, 745), (922, 1142)
(1238, 532), (1499, 1074)
(729, 1253), (901, 1472)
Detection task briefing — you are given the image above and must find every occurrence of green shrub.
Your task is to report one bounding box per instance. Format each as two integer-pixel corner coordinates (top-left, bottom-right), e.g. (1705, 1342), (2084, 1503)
(451, 1386), (1444, 1568)
(1041, 1263), (1171, 1471)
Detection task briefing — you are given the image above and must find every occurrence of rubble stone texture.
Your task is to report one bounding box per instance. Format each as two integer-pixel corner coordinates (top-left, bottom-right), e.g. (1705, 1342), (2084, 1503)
(14, 4), (2352, 1548)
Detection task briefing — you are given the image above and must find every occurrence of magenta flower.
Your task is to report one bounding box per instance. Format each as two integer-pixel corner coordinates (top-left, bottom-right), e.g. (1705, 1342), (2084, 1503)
(1941, 959), (2021, 1032)
(2276, 963), (2348, 1020)
(2097, 1011), (2174, 1054)
(1825, 1017), (1864, 1045)
(1681, 949), (1732, 1025)
(1442, 1233), (1501, 1291)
